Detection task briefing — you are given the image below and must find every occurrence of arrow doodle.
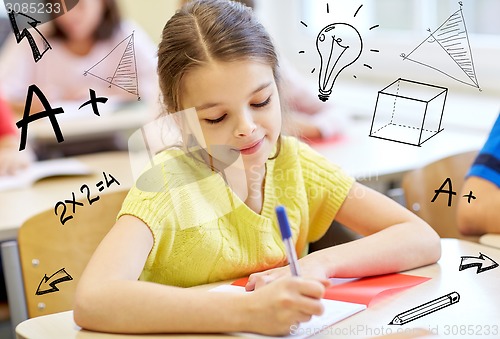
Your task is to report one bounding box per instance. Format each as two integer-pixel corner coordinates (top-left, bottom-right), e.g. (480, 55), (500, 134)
(35, 268), (73, 295)
(459, 252), (499, 274)
(8, 10), (51, 62)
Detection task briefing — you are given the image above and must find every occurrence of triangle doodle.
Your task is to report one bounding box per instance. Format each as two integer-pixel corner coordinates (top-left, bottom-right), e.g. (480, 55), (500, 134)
(401, 3), (479, 89)
(84, 32), (140, 100)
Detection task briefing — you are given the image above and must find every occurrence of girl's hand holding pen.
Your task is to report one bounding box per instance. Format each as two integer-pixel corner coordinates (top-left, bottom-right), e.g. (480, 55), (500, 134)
(246, 253), (331, 291)
(242, 277), (325, 336)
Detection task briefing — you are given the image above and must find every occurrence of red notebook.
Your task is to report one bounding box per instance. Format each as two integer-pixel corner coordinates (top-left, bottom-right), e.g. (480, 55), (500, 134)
(232, 273), (430, 307)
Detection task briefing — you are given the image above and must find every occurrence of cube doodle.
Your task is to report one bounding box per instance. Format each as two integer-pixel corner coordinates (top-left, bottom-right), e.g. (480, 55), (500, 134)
(369, 78), (448, 147)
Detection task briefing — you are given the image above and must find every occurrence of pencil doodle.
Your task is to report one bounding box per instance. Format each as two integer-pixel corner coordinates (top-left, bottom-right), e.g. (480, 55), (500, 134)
(389, 291), (460, 325)
(35, 268), (73, 295)
(369, 79), (447, 147)
(400, 2), (480, 90)
(84, 31), (141, 100)
(299, 2), (379, 102)
(459, 253), (498, 274)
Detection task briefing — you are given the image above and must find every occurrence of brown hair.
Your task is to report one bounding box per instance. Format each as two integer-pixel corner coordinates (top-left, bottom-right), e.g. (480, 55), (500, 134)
(47, 0), (121, 41)
(179, 0), (255, 10)
(158, 0), (278, 113)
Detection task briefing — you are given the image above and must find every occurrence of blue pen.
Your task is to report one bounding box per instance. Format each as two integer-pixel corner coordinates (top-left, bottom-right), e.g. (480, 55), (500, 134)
(275, 205), (301, 276)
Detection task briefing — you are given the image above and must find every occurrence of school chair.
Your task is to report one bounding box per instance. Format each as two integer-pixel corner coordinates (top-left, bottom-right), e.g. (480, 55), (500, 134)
(2, 189), (128, 332)
(309, 221), (362, 252)
(401, 150), (479, 241)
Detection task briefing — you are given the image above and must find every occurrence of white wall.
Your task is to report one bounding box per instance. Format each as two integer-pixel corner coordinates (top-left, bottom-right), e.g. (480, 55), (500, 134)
(118, 0), (177, 44)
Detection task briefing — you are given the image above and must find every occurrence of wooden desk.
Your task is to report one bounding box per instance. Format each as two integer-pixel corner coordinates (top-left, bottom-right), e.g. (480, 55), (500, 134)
(479, 234), (500, 249)
(15, 239), (500, 338)
(0, 152), (134, 242)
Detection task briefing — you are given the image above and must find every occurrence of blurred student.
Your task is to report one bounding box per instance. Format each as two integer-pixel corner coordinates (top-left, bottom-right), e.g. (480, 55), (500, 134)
(457, 113), (500, 235)
(0, 0), (158, 113)
(0, 94), (30, 175)
(178, 0), (348, 141)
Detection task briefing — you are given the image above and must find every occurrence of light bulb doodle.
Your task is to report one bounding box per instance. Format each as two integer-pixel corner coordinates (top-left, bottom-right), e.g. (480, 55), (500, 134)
(299, 3), (379, 102)
(316, 23), (362, 102)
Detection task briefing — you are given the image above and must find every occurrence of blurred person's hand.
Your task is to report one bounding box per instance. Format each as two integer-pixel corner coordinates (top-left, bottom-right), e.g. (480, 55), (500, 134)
(0, 136), (31, 175)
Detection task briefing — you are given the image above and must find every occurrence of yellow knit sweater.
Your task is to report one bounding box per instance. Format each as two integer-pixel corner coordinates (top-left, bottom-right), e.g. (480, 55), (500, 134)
(118, 136), (354, 287)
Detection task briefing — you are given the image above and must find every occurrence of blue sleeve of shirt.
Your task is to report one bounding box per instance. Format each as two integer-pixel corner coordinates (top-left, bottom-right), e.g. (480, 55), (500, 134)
(467, 113), (500, 187)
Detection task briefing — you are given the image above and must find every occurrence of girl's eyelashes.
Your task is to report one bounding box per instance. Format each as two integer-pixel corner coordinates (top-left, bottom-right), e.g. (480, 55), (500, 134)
(203, 95), (271, 124)
(205, 114), (227, 124)
(251, 95), (271, 108)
